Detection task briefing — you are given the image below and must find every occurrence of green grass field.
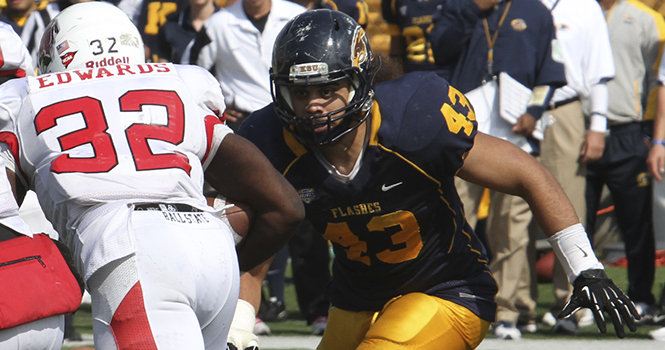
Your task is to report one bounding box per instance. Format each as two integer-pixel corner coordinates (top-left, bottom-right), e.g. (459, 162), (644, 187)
(67, 265), (665, 349)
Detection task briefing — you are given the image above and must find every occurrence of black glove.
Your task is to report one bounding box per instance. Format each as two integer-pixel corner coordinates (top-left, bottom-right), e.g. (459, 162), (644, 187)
(559, 269), (640, 338)
(227, 344), (258, 350)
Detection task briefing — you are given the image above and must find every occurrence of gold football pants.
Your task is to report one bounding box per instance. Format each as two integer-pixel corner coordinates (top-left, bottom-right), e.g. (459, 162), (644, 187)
(317, 292), (490, 350)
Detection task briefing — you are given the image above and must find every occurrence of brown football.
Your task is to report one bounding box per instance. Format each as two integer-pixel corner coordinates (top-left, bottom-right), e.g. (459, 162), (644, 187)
(536, 251), (555, 283)
(207, 195), (254, 244)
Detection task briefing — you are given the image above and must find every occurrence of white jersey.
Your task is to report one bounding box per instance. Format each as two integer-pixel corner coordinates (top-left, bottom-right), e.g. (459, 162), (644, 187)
(0, 157), (33, 237)
(192, 0), (306, 113)
(541, 0), (614, 102)
(0, 63), (230, 279)
(0, 22), (35, 78)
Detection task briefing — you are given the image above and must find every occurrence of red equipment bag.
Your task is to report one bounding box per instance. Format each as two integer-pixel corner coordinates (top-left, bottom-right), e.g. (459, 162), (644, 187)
(0, 233), (83, 329)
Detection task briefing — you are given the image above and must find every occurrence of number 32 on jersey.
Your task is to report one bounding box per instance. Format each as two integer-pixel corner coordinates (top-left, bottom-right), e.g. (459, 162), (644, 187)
(34, 89), (193, 175)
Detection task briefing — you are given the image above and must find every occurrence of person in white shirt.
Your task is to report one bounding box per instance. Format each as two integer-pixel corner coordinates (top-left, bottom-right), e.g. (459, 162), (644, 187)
(187, 0), (306, 130)
(536, 0), (615, 335)
(0, 3), (303, 349)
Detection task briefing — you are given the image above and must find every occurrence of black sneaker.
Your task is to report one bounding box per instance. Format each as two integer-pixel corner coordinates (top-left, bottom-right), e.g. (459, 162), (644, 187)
(263, 297), (288, 322)
(636, 302), (665, 326)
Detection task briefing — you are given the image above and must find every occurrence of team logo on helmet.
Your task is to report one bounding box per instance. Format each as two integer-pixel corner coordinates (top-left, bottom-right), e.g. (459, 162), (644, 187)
(38, 21), (59, 71)
(120, 33), (141, 48)
(351, 28), (369, 70)
(61, 52), (76, 68)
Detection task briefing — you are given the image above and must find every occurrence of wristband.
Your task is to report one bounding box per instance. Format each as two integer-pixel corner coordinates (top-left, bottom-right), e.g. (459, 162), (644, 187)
(231, 299), (257, 333)
(547, 223), (604, 283)
(652, 139), (665, 146)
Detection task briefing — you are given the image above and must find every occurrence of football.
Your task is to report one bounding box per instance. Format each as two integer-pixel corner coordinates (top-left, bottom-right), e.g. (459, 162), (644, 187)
(207, 194), (254, 245)
(536, 250), (555, 283)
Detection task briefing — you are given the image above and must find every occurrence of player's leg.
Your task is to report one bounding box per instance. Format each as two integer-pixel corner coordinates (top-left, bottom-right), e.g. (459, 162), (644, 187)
(363, 293), (489, 349)
(88, 209), (239, 350)
(316, 308), (375, 350)
(0, 315), (64, 350)
(486, 191), (533, 335)
(317, 293), (490, 350)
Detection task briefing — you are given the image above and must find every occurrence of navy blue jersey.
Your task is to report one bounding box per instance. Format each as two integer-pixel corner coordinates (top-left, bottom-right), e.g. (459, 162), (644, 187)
(430, 0), (565, 94)
(381, 0), (449, 77)
(239, 72), (498, 322)
(318, 0), (369, 28)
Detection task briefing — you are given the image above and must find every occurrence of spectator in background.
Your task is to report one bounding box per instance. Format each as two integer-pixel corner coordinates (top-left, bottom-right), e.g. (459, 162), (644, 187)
(535, 0), (615, 335)
(645, 30), (665, 342)
(187, 0), (305, 130)
(381, 0), (450, 78)
(152, 0), (220, 63)
(0, 0), (57, 65)
(588, 0), (665, 326)
(137, 0), (187, 62)
(292, 0), (367, 27)
(429, 0), (566, 340)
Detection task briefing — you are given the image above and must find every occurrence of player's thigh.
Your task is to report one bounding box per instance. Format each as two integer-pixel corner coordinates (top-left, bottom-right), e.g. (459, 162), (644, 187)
(318, 293), (490, 350)
(89, 213), (239, 350)
(0, 315), (64, 350)
(133, 213), (239, 349)
(359, 293), (490, 350)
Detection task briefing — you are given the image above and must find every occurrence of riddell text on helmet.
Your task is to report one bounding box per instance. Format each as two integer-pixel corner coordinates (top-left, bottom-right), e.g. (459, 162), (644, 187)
(85, 56), (131, 68)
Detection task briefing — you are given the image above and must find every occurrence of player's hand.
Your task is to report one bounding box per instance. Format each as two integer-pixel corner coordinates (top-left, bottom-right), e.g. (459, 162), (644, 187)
(227, 327), (259, 350)
(225, 106), (249, 124)
(512, 113), (536, 137)
(559, 269), (639, 338)
(579, 131), (605, 164)
(647, 143), (665, 182)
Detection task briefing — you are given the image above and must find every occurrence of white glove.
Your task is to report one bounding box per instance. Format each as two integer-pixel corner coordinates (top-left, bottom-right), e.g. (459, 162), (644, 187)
(228, 299), (259, 350)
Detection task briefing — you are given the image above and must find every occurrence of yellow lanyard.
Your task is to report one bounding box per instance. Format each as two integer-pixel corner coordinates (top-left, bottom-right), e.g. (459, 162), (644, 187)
(483, 0), (512, 76)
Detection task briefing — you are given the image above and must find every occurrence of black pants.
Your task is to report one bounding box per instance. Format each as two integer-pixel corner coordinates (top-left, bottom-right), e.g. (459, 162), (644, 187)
(586, 123), (655, 305)
(288, 220), (331, 325)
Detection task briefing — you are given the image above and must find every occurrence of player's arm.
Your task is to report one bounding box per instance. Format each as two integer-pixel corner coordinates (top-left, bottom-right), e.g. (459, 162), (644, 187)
(457, 132), (639, 338)
(205, 133), (304, 272)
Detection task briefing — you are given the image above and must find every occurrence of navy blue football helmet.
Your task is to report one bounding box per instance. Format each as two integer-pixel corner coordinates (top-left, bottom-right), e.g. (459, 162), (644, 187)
(270, 9), (375, 147)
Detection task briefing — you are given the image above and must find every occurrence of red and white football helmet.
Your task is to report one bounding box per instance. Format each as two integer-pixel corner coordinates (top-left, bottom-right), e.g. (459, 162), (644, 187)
(37, 1), (145, 74)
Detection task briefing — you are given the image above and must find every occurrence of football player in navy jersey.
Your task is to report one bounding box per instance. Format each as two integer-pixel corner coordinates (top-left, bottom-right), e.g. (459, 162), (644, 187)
(239, 9), (639, 349)
(381, 0), (450, 78)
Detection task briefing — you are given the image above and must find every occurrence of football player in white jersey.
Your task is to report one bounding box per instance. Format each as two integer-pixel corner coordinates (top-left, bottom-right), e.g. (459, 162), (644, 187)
(0, 2), (304, 350)
(0, 22), (34, 83)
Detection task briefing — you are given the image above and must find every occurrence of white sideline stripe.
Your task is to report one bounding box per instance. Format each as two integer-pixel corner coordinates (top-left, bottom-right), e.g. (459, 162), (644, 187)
(63, 334), (664, 349)
(259, 337), (664, 350)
